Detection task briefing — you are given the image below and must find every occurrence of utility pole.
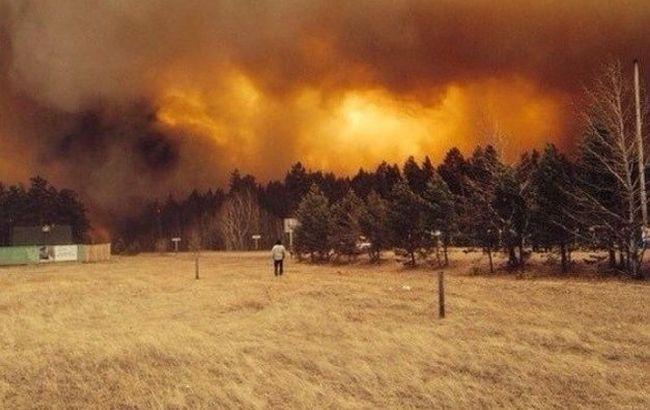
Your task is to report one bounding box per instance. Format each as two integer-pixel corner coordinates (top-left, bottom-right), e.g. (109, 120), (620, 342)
(635, 60), (648, 227)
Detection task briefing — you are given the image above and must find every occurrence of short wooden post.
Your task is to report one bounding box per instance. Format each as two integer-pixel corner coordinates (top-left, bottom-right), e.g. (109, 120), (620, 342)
(195, 252), (200, 280)
(438, 271), (445, 319)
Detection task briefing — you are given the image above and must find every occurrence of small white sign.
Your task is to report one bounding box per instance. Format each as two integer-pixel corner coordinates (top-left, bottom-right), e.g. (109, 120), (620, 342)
(54, 245), (78, 262)
(252, 234), (262, 240)
(171, 237), (181, 243)
(284, 218), (300, 233)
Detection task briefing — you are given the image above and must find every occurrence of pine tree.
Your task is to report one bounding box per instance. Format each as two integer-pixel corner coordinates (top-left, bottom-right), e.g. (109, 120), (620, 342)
(285, 162), (311, 214)
(438, 148), (469, 196)
(404, 156), (426, 194)
(56, 189), (90, 243)
(466, 147), (530, 271)
(294, 184), (331, 261)
(422, 172), (457, 266)
(351, 168), (374, 199)
(359, 191), (389, 262)
(261, 181), (291, 218)
(531, 144), (575, 273)
(374, 162), (402, 198)
(438, 148), (472, 244)
(492, 167), (530, 269)
(387, 180), (429, 267)
(329, 190), (363, 260)
(421, 156), (435, 183)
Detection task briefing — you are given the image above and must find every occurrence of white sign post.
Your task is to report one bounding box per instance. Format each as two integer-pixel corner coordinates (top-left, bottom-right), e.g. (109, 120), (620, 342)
(252, 234), (262, 250)
(171, 237), (181, 252)
(284, 218), (300, 252)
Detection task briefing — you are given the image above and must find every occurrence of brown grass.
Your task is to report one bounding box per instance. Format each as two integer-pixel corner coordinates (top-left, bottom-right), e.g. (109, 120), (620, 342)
(0, 250), (648, 408)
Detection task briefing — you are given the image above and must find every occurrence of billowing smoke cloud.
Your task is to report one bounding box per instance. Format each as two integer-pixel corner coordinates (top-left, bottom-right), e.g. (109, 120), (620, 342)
(1, 0), (649, 221)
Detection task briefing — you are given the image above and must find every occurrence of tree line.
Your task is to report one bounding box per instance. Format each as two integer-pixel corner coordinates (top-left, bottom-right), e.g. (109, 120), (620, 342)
(289, 129), (647, 281)
(0, 176), (90, 245)
(115, 62), (648, 279)
(119, 137), (640, 279)
(292, 62), (650, 279)
(6, 61), (638, 279)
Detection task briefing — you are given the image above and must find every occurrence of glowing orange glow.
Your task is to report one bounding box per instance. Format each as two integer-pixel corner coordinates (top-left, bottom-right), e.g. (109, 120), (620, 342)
(156, 71), (567, 177)
(157, 72), (261, 142)
(297, 88), (464, 170)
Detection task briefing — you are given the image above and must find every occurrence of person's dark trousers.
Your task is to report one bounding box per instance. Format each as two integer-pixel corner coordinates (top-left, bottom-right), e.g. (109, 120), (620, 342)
(274, 259), (284, 276)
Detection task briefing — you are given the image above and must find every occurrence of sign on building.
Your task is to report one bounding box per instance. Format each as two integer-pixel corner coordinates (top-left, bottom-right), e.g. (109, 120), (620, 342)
(54, 245), (78, 262)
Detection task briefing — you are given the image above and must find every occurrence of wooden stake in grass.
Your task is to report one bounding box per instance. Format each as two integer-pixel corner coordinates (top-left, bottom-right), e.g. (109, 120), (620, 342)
(438, 271), (445, 319)
(195, 252), (200, 280)
(189, 229), (202, 280)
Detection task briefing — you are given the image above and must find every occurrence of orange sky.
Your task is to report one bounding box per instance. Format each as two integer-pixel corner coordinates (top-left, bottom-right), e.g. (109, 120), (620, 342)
(155, 69), (569, 177)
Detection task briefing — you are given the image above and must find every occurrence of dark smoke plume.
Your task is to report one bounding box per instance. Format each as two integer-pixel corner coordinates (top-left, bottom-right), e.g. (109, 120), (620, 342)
(1, 0), (650, 221)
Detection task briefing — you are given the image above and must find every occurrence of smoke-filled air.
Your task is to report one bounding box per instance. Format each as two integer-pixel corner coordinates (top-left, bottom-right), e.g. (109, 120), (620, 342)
(1, 0), (649, 217)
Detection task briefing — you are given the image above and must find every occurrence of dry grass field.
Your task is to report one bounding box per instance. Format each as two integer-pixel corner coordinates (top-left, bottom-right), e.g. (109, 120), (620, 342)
(0, 251), (648, 409)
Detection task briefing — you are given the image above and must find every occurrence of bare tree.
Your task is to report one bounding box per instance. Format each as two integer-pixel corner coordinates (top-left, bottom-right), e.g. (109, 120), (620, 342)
(575, 61), (648, 278)
(219, 189), (261, 250)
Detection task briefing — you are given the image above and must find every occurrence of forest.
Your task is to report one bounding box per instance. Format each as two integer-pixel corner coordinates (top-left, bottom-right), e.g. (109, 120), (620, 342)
(1, 63), (647, 279)
(105, 138), (641, 280)
(113, 63), (650, 280)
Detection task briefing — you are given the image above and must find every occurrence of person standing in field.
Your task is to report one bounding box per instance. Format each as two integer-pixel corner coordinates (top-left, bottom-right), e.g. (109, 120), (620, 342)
(271, 240), (286, 276)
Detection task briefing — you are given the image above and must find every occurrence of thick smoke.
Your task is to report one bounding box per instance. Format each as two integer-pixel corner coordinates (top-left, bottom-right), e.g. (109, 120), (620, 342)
(1, 0), (650, 221)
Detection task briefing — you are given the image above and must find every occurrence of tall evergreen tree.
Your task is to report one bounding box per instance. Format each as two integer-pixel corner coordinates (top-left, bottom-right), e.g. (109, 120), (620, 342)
(387, 180), (429, 267)
(531, 144), (576, 273)
(374, 162), (402, 198)
(329, 190), (363, 260)
(358, 191), (390, 262)
(261, 181), (291, 218)
(229, 170), (258, 194)
(421, 156), (435, 183)
(438, 148), (472, 244)
(294, 184), (331, 261)
(466, 148), (530, 271)
(56, 189), (90, 243)
(438, 148), (469, 196)
(404, 156), (426, 194)
(422, 173), (457, 266)
(492, 166), (531, 269)
(351, 168), (374, 199)
(285, 162), (311, 214)
(318, 172), (350, 203)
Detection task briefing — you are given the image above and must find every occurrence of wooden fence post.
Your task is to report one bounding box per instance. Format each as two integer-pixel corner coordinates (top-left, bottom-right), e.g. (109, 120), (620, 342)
(195, 252), (200, 280)
(438, 271), (445, 319)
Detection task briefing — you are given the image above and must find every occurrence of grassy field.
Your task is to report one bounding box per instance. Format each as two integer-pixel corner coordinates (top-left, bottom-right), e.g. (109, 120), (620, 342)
(0, 251), (648, 409)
